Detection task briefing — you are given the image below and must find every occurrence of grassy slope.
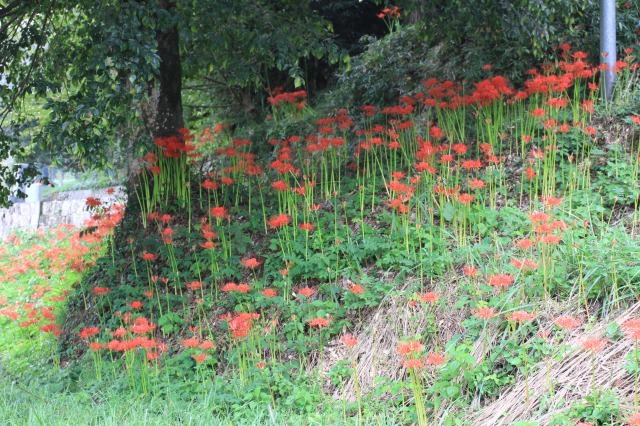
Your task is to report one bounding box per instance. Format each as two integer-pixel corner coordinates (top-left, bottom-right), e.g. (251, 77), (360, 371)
(3, 50), (640, 425)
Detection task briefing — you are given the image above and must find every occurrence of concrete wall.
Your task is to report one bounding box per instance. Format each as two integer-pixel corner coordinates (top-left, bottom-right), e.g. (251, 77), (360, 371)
(0, 187), (125, 237)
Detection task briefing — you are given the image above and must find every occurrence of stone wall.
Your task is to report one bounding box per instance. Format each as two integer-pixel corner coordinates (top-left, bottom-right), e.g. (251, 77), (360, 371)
(0, 187), (125, 238)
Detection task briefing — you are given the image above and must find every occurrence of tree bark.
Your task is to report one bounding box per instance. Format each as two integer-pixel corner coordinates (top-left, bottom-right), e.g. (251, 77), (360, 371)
(151, 0), (183, 138)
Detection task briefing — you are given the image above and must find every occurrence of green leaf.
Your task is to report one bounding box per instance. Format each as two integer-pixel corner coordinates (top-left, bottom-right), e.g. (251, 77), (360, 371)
(442, 203), (455, 222)
(445, 385), (460, 398)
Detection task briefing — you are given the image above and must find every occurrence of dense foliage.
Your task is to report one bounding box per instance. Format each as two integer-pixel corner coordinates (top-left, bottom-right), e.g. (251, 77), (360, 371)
(2, 1), (640, 424)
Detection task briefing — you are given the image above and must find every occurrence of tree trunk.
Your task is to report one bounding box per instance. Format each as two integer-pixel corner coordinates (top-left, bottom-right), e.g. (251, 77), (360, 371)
(150, 0), (183, 138)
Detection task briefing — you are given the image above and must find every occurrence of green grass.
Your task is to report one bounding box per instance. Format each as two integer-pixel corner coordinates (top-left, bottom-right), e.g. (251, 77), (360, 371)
(42, 171), (124, 198)
(0, 376), (403, 426)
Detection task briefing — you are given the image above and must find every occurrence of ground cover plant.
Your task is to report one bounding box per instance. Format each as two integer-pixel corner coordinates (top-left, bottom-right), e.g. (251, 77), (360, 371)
(3, 29), (640, 426)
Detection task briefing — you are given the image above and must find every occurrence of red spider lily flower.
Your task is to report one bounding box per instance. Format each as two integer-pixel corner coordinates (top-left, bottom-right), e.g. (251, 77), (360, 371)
(397, 340), (423, 356)
(241, 258), (263, 268)
(255, 361), (267, 369)
(298, 287), (316, 298)
(510, 258), (538, 270)
(291, 185), (306, 196)
(424, 352), (446, 366)
(271, 180), (288, 191)
(487, 274), (514, 289)
(129, 301), (143, 310)
(540, 234), (562, 245)
(515, 238), (535, 249)
(525, 167), (536, 180)
(457, 193), (474, 205)
(182, 337), (200, 348)
(144, 290), (154, 298)
(553, 315), (582, 330)
(416, 292), (439, 304)
(221, 282), (237, 292)
(461, 159), (482, 170)
(415, 162), (436, 174)
(106, 187), (115, 195)
(308, 317), (331, 328)
(235, 283), (250, 293)
(361, 105), (376, 117)
(146, 351), (160, 361)
(267, 214), (291, 229)
(79, 327), (100, 339)
(299, 223), (315, 232)
(506, 310), (537, 323)
(469, 179), (486, 189)
(627, 413), (640, 426)
(530, 211), (550, 223)
(107, 339), (124, 351)
(403, 358), (424, 369)
(201, 179), (218, 190)
(463, 265), (478, 277)
(200, 340), (215, 350)
(430, 126), (443, 139)
(580, 337), (607, 353)
(387, 141), (400, 150)
(112, 327), (127, 338)
(210, 206), (229, 219)
(186, 281), (202, 291)
(159, 214), (172, 224)
(261, 288), (278, 298)
(473, 307), (497, 320)
(40, 323), (61, 336)
(341, 334), (357, 348)
(349, 284), (365, 296)
(581, 100), (595, 114)
(631, 115), (640, 125)
(542, 196), (562, 207)
(130, 317), (156, 334)
(452, 143), (468, 155)
(538, 329), (552, 340)
(192, 353), (208, 363)
(41, 307), (55, 321)
(377, 5), (401, 19)
(0, 309), (18, 321)
(141, 252), (157, 262)
(225, 312), (260, 339)
(200, 241), (215, 249)
(622, 318), (640, 340)
(89, 342), (104, 351)
(92, 286), (111, 296)
(142, 152), (158, 164)
(85, 197), (102, 208)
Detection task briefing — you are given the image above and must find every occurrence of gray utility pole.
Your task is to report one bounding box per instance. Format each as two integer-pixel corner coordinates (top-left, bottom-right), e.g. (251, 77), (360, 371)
(600, 0), (616, 102)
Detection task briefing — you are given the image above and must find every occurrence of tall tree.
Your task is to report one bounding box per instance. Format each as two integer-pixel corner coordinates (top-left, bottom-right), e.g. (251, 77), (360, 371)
(0, 0), (345, 206)
(149, 0), (183, 137)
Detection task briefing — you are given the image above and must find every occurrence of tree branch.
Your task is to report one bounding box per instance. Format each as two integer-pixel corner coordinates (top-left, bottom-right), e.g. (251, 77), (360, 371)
(0, 0), (23, 20)
(0, 1), (56, 126)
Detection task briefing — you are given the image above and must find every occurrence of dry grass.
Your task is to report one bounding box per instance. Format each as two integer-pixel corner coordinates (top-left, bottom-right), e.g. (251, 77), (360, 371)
(320, 276), (466, 400)
(469, 302), (640, 425)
